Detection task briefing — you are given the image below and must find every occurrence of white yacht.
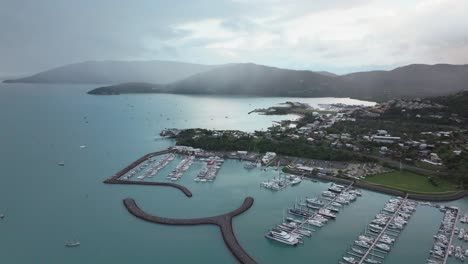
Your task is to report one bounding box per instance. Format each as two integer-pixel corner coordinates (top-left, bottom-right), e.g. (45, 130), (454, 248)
(65, 241), (80, 247)
(290, 177), (302, 185)
(375, 243), (390, 251)
(343, 256), (358, 264)
(265, 231), (299, 246)
(355, 240), (370, 248)
(365, 258), (381, 264)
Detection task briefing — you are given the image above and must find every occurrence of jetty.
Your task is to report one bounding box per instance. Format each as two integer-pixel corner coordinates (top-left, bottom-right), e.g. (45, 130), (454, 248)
(294, 184), (353, 232)
(443, 207), (460, 264)
(337, 194), (419, 264)
(357, 195), (409, 264)
(103, 149), (193, 197)
(123, 197), (257, 264)
(105, 149), (172, 181)
(266, 183), (360, 246)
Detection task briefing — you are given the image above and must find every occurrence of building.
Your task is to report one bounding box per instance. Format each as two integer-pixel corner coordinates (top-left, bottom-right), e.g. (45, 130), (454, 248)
(376, 130), (388, 136)
(372, 135), (401, 144)
(171, 146), (202, 153)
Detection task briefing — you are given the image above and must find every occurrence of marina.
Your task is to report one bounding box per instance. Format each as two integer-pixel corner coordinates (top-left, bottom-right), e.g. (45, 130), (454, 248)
(340, 195), (417, 264)
(166, 155), (195, 181)
(265, 183), (361, 246)
(426, 206), (459, 263)
(2, 87), (468, 264)
(195, 156), (224, 182)
(133, 154), (176, 180)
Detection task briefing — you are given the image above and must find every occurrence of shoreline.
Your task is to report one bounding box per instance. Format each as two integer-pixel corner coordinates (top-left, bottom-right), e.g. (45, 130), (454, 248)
(107, 147), (467, 201)
(286, 168), (467, 202)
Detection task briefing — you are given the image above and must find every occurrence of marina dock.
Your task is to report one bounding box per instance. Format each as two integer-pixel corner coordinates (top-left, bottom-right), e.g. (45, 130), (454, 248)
(339, 195), (418, 264)
(356, 194), (409, 264)
(124, 197), (257, 264)
(265, 183), (361, 246)
(105, 149), (172, 181)
(443, 208), (460, 264)
(103, 149), (193, 196)
(290, 183), (354, 235)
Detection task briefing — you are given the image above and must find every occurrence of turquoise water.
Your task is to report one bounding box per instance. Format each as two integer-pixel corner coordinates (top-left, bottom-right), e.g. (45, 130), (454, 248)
(0, 83), (465, 263)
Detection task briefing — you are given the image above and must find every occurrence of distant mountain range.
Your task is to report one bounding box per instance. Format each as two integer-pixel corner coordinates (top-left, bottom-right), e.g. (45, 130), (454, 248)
(4, 60), (468, 101)
(3, 60), (216, 84)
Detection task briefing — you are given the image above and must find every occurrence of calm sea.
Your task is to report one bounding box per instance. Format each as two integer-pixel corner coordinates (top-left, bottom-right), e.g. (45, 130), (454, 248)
(0, 83), (466, 264)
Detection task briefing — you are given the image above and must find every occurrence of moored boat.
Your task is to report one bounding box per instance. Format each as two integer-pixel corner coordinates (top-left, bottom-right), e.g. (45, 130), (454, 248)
(65, 241), (80, 247)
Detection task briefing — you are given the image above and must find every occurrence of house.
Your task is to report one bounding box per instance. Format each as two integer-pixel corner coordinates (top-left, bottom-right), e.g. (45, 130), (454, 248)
(296, 166), (314, 173)
(376, 130), (388, 136)
(372, 136), (401, 144)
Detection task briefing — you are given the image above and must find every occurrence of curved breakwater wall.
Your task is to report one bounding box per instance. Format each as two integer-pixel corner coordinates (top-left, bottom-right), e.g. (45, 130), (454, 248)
(124, 197), (257, 264)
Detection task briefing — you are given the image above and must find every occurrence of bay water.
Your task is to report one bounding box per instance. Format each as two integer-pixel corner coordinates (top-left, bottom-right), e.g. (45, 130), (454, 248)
(0, 83), (465, 263)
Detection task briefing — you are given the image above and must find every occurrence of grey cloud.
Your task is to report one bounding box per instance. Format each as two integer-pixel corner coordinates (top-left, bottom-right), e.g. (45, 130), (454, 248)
(0, 0), (467, 75)
(220, 18), (257, 32)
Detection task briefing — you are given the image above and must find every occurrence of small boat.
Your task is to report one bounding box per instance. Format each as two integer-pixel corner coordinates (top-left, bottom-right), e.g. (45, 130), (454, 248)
(351, 247), (365, 254)
(365, 258), (381, 264)
(80, 145), (87, 149)
(65, 241), (80, 247)
(343, 256), (358, 264)
(265, 231), (300, 246)
(290, 178), (302, 185)
(355, 240), (370, 248)
(0, 213), (4, 219)
(57, 162), (65, 166)
(375, 243), (390, 251)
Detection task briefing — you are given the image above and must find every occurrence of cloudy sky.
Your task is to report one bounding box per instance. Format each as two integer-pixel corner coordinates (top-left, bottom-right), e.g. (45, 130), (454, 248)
(1, 0), (467, 75)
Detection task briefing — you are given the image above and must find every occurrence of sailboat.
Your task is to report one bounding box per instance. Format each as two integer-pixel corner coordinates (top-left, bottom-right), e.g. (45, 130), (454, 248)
(64, 241), (80, 247)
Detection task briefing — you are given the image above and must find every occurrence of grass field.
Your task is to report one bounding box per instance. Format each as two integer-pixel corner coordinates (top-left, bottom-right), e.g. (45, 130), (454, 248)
(364, 170), (457, 194)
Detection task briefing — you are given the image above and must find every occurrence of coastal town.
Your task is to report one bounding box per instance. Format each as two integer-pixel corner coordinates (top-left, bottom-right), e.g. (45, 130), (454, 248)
(161, 94), (468, 194)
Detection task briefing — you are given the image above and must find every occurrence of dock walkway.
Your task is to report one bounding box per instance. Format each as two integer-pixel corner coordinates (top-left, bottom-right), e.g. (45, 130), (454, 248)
(443, 208), (460, 264)
(290, 183), (354, 234)
(107, 149), (172, 181)
(103, 149), (193, 197)
(357, 194), (409, 264)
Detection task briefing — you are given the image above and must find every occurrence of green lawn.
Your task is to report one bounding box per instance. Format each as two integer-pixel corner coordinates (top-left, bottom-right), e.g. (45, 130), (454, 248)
(364, 170), (457, 194)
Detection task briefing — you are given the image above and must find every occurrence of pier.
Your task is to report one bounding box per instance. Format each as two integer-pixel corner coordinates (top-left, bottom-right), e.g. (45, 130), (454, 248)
(443, 208), (460, 264)
(103, 149), (194, 197)
(105, 149), (172, 181)
(123, 197), (257, 264)
(356, 194), (409, 264)
(290, 183), (354, 235)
